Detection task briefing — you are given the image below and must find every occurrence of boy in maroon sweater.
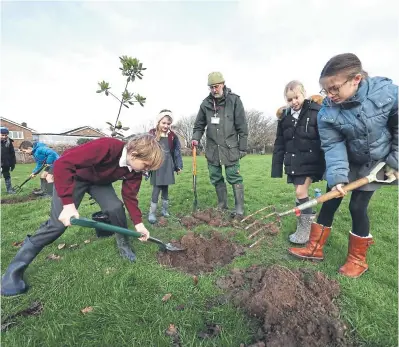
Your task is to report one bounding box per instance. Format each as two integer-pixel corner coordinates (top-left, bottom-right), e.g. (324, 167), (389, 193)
(1, 135), (163, 297)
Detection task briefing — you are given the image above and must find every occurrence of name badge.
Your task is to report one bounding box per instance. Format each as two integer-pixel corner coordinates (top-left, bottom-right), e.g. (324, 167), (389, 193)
(211, 117), (220, 124)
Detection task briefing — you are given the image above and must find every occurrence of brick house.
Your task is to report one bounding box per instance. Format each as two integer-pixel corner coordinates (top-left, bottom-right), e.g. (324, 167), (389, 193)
(0, 117), (36, 148)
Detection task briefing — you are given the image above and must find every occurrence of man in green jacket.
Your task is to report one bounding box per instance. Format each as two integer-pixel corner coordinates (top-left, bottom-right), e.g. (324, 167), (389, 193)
(191, 72), (248, 218)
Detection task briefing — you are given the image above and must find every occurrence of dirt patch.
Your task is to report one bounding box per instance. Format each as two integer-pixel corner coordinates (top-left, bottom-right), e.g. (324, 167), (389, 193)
(157, 217), (168, 227)
(157, 231), (245, 275)
(216, 265), (351, 347)
(179, 208), (280, 237)
(1, 301), (44, 332)
(1, 193), (43, 205)
(180, 216), (202, 229)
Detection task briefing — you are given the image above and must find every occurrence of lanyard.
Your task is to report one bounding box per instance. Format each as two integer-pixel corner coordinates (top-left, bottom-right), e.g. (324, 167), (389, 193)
(212, 99), (218, 117)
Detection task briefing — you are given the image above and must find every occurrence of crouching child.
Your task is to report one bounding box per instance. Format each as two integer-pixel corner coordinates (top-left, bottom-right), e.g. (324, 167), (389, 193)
(1, 134), (163, 296)
(19, 141), (60, 197)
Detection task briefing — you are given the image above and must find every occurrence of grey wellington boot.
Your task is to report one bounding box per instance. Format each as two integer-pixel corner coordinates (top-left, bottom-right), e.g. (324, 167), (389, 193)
(231, 184), (245, 219)
(1, 236), (43, 296)
(161, 200), (170, 217)
(215, 183), (228, 210)
(148, 202), (158, 224)
(289, 213), (316, 244)
(32, 178), (47, 196)
(115, 234), (136, 262)
(46, 182), (54, 197)
(5, 178), (16, 194)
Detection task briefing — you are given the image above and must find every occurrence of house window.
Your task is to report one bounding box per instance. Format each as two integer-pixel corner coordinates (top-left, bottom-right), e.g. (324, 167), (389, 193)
(8, 131), (24, 140)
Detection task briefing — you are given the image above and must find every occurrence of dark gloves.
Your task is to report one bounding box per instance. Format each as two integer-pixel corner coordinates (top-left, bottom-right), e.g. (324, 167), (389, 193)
(239, 151), (247, 159)
(10, 165), (15, 171)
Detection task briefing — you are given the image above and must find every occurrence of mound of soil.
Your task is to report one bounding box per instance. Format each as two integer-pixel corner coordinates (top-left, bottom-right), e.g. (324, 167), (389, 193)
(180, 208), (280, 236)
(157, 231), (245, 274)
(217, 265), (351, 347)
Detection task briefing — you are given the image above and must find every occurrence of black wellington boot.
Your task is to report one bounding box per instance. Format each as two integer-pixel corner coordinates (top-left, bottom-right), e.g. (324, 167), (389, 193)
(231, 183), (245, 220)
(1, 236), (43, 296)
(215, 183), (228, 210)
(115, 234), (137, 262)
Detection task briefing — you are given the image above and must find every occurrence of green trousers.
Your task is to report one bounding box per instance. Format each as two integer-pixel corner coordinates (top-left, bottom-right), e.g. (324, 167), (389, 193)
(207, 162), (243, 186)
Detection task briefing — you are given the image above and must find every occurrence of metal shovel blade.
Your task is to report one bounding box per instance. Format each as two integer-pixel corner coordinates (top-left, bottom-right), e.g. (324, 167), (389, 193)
(149, 236), (185, 252)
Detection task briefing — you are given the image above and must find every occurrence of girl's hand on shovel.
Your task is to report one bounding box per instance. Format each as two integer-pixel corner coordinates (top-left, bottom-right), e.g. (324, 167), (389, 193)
(135, 223), (150, 241)
(331, 183), (347, 197)
(58, 204), (79, 226)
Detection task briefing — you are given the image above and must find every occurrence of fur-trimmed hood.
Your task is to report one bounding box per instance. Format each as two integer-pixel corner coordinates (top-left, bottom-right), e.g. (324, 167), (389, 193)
(276, 95), (324, 119)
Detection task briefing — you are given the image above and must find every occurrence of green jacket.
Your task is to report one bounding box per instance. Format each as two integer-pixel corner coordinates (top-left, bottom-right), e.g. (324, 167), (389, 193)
(192, 87), (248, 166)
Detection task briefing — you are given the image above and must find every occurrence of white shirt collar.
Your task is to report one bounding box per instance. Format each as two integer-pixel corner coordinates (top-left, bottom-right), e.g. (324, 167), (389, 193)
(291, 108), (301, 119)
(119, 147), (133, 172)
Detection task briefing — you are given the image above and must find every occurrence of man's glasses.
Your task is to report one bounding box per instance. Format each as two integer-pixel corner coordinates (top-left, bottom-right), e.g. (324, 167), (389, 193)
(209, 84), (223, 90)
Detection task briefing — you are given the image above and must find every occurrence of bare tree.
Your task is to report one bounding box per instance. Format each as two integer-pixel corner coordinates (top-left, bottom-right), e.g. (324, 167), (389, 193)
(138, 119), (154, 133)
(246, 109), (277, 153)
(173, 114), (197, 148)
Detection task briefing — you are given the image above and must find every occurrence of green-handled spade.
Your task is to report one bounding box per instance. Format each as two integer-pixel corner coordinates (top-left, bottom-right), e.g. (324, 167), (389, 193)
(70, 217), (185, 252)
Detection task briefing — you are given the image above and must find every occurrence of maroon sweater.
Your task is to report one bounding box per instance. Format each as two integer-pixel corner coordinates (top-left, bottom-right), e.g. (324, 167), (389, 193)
(53, 137), (143, 224)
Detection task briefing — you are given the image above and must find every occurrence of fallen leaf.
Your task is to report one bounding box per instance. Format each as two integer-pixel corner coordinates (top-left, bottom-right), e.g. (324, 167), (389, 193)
(193, 275), (199, 286)
(175, 304), (185, 311)
(165, 323), (182, 346)
(12, 241), (23, 247)
(57, 243), (66, 250)
(162, 293), (172, 302)
(165, 324), (178, 337)
(46, 254), (61, 261)
(69, 244), (79, 249)
(80, 306), (93, 314)
(83, 239), (91, 244)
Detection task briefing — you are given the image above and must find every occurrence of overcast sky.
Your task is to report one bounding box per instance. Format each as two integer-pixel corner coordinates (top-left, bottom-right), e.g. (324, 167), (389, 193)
(1, 0), (398, 134)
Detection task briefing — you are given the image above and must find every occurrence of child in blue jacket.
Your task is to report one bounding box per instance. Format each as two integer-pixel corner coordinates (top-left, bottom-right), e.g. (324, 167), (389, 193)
(19, 141), (60, 197)
(289, 53), (398, 278)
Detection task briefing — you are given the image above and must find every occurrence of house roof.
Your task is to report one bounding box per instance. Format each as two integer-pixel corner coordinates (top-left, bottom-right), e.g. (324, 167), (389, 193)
(58, 126), (108, 137)
(0, 117), (37, 132)
(32, 133), (105, 138)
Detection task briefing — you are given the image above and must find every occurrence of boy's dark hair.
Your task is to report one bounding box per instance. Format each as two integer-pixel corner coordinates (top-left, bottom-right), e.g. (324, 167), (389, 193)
(19, 141), (34, 150)
(159, 109), (172, 113)
(320, 53), (368, 81)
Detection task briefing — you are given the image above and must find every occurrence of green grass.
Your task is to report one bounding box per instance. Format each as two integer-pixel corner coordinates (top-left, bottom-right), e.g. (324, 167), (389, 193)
(1, 156), (398, 347)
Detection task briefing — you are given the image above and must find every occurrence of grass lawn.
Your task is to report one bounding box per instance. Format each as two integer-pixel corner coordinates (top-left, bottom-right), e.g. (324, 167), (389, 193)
(1, 155), (398, 347)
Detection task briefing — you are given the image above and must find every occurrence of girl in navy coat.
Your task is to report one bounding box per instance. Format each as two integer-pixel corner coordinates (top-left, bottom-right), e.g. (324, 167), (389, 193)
(289, 53), (398, 278)
(148, 110), (183, 224)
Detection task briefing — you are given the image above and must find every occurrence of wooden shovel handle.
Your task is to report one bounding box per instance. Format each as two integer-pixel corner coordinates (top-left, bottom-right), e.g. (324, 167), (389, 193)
(316, 177), (370, 203)
(192, 146), (197, 176)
